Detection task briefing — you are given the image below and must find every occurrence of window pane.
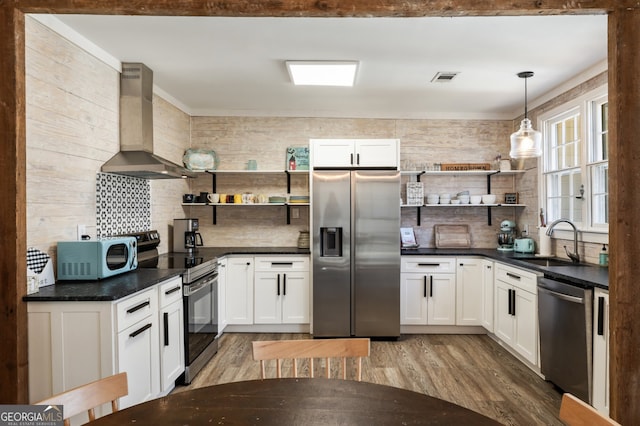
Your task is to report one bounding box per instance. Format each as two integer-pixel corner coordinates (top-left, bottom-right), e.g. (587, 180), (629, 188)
(546, 170), (582, 223)
(591, 164), (609, 225)
(600, 103), (608, 161)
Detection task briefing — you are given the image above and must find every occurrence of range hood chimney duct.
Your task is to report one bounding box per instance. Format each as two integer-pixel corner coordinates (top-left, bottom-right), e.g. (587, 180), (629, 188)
(101, 63), (195, 179)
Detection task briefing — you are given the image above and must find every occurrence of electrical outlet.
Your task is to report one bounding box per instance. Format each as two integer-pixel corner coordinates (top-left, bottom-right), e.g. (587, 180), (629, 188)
(523, 224), (529, 235)
(77, 224), (86, 240)
(291, 207), (300, 219)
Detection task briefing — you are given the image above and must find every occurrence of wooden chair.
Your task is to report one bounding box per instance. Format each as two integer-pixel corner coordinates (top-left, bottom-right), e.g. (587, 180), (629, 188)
(559, 393), (621, 426)
(36, 372), (128, 426)
(252, 338), (370, 381)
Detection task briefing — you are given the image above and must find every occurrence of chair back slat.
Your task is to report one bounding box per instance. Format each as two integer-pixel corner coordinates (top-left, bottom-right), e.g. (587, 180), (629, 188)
(559, 393), (620, 426)
(252, 338), (370, 381)
(36, 372), (128, 424)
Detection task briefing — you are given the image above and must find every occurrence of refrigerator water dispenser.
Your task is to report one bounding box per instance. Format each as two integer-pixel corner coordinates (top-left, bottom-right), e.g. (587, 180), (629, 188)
(320, 227), (342, 257)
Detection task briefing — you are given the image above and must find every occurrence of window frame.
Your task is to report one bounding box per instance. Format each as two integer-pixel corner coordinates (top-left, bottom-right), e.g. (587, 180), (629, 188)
(537, 86), (608, 243)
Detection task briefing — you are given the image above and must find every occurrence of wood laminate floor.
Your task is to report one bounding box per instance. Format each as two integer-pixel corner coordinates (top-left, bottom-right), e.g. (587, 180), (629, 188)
(174, 333), (563, 425)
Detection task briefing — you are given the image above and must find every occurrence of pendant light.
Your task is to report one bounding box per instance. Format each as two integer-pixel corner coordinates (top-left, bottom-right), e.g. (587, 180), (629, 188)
(509, 71), (542, 159)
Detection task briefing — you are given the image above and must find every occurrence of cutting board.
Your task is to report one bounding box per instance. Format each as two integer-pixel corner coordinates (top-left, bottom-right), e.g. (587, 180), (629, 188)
(434, 224), (471, 248)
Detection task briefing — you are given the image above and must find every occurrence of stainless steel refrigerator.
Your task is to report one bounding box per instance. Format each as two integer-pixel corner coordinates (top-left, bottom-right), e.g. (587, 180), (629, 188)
(312, 170), (400, 338)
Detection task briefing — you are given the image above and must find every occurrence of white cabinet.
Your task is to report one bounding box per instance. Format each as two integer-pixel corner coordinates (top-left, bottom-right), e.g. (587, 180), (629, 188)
(481, 259), (495, 332)
(493, 262), (539, 365)
(311, 138), (399, 168)
(456, 257), (483, 326)
(28, 277), (183, 423)
(217, 257), (228, 333)
(225, 256), (254, 325)
(114, 288), (161, 408)
(593, 288), (610, 416)
(157, 277), (184, 394)
(400, 257), (456, 325)
(254, 256), (309, 324)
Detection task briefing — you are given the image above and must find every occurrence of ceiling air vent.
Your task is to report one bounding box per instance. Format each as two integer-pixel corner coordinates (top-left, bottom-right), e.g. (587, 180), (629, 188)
(431, 72), (459, 83)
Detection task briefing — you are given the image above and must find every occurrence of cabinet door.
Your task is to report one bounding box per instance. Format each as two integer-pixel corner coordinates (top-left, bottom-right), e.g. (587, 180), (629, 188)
(427, 274), (456, 325)
(481, 260), (495, 332)
(513, 288), (538, 365)
(400, 273), (428, 325)
(217, 258), (227, 333)
(281, 271), (310, 324)
(117, 316), (160, 409)
(494, 280), (515, 346)
(225, 257), (254, 325)
(311, 139), (355, 168)
(254, 272), (282, 324)
(456, 258), (483, 326)
(355, 139), (399, 168)
(593, 288), (610, 415)
(159, 299), (184, 393)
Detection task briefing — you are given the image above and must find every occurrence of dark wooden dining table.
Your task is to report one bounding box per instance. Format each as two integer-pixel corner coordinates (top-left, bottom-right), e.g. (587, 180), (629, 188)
(90, 378), (502, 425)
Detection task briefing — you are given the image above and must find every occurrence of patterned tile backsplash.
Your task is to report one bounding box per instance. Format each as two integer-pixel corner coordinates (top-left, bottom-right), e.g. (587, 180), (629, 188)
(96, 173), (151, 237)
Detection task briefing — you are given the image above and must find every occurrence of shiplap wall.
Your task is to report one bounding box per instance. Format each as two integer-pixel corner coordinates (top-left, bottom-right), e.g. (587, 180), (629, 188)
(189, 117), (518, 248)
(25, 16), (189, 256)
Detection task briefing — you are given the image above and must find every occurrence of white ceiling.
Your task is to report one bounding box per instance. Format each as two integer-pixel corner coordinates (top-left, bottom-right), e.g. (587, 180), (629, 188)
(41, 14), (607, 120)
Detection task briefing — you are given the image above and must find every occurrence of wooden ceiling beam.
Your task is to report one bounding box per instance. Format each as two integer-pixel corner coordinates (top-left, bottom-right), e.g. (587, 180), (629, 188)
(14, 0), (623, 17)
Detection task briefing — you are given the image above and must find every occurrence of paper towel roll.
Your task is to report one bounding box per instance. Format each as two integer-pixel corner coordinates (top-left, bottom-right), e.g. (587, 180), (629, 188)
(539, 228), (552, 256)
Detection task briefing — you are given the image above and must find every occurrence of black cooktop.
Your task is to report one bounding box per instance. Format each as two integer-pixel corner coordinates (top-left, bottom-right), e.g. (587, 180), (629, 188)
(155, 251), (218, 270)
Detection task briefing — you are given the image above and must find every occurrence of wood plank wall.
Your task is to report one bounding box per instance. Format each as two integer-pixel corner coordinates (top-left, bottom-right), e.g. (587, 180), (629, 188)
(3, 2), (639, 423)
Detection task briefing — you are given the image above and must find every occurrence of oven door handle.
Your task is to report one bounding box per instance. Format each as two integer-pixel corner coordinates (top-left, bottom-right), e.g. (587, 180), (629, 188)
(184, 273), (218, 297)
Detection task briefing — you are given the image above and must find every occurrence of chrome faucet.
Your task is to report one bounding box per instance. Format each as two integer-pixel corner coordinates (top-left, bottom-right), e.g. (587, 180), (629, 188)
(546, 219), (580, 263)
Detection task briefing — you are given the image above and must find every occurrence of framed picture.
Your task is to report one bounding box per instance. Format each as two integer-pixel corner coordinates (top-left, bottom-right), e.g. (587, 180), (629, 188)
(504, 192), (519, 204)
(286, 147), (309, 170)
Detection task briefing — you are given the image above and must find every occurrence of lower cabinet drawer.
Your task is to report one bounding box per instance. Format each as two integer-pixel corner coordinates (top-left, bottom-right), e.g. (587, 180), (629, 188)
(116, 288), (157, 333)
(494, 262), (538, 293)
(254, 256), (309, 272)
(401, 257), (456, 274)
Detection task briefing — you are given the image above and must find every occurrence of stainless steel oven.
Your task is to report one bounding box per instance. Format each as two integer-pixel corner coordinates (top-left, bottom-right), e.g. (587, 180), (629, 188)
(182, 268), (219, 384)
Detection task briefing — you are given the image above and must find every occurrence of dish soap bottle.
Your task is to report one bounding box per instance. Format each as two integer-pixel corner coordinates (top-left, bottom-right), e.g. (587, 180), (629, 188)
(599, 244), (609, 266)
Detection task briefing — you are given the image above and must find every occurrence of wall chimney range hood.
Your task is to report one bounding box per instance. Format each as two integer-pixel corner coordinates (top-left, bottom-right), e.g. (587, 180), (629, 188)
(101, 63), (195, 179)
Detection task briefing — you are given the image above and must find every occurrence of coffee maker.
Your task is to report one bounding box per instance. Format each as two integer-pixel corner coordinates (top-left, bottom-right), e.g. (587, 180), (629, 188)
(497, 220), (516, 251)
(173, 218), (203, 254)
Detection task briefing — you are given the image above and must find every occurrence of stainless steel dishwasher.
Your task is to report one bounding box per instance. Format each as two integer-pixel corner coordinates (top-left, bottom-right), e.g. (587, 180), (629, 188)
(537, 277), (593, 403)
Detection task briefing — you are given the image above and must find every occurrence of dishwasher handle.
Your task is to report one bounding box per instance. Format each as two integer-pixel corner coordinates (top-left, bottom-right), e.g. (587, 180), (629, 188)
(538, 286), (585, 304)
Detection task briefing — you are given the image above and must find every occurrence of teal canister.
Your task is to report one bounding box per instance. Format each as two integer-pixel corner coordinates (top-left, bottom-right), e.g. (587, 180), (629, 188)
(599, 244), (609, 266)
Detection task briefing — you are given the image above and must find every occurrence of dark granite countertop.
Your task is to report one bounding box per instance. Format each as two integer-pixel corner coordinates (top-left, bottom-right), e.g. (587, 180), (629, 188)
(24, 269), (184, 302)
(196, 246), (311, 257)
(23, 247), (310, 303)
(400, 247), (609, 290)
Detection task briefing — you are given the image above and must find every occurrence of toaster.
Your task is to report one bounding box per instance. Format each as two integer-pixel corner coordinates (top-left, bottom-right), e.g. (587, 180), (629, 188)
(514, 238), (535, 254)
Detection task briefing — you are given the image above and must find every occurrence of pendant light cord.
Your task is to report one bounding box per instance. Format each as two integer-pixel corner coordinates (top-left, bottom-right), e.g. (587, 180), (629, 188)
(524, 76), (528, 119)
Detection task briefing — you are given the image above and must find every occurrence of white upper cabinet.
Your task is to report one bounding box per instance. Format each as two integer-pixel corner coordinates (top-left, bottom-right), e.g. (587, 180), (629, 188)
(311, 139), (399, 169)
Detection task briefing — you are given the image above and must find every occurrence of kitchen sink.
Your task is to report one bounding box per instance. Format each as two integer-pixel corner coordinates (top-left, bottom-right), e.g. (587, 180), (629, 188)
(517, 258), (587, 267)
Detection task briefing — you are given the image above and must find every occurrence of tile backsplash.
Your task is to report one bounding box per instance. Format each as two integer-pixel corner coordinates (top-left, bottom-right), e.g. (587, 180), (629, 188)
(96, 173), (151, 237)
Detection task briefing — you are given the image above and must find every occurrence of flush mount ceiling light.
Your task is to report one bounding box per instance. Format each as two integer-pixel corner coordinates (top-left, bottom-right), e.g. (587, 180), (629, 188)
(286, 61), (359, 87)
(509, 71), (542, 159)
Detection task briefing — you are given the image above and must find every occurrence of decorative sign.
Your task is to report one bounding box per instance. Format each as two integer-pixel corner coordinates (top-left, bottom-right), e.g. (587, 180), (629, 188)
(504, 192), (519, 204)
(286, 147), (309, 170)
(440, 163), (491, 171)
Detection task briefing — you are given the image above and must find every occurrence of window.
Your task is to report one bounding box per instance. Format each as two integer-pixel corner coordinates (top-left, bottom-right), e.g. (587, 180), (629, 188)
(540, 88), (608, 235)
(590, 98), (608, 228)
